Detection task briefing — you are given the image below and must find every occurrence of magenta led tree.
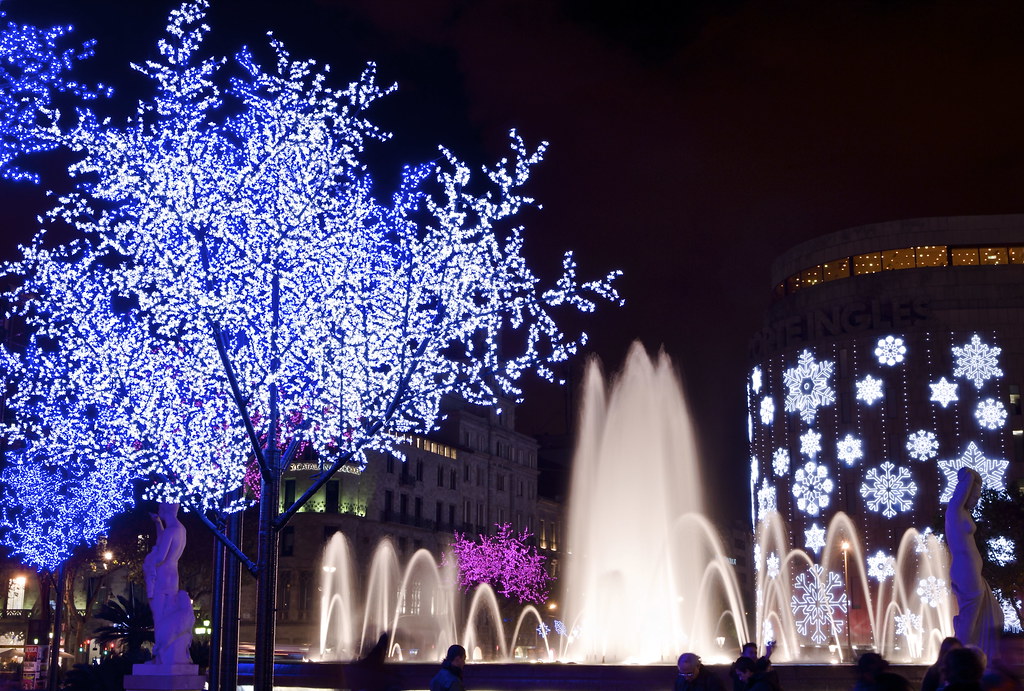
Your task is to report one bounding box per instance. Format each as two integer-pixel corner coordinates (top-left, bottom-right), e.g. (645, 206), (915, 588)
(448, 523), (552, 604)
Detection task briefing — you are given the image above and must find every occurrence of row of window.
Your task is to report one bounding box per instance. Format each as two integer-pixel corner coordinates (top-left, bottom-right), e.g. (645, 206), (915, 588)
(386, 453), (532, 497)
(381, 490), (530, 533)
(775, 244), (1024, 297)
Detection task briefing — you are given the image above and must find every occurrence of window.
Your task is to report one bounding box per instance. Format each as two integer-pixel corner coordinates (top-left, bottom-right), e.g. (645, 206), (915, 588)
(449, 504), (456, 527)
(280, 526), (295, 557)
(951, 247), (979, 265)
(463, 464), (470, 482)
(799, 265), (822, 288)
(882, 248), (915, 270)
(822, 259), (849, 282)
(387, 455), (395, 474)
(450, 469), (457, 490)
(915, 245), (947, 266)
(437, 466), (444, 487)
(436, 501), (443, 526)
(283, 479), (296, 507)
(496, 474), (505, 492)
(326, 481), (339, 513)
(981, 246), (1008, 265)
(414, 497), (422, 522)
(853, 252), (881, 275)
(416, 460), (423, 481)
(384, 490), (393, 518)
(400, 494), (408, 520)
(477, 467), (482, 486)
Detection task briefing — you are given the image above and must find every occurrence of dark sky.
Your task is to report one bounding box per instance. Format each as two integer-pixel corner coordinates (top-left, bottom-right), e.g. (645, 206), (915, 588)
(4, 0), (1024, 524)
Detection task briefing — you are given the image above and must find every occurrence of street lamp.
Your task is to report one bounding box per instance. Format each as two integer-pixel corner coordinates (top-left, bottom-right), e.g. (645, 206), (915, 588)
(841, 540), (851, 654)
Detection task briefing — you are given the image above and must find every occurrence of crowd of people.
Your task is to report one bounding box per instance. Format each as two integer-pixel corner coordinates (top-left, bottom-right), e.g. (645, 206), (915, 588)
(348, 635), (1024, 691)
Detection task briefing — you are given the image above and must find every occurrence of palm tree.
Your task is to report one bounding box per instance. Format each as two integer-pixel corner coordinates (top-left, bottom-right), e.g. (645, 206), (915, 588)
(91, 595), (154, 662)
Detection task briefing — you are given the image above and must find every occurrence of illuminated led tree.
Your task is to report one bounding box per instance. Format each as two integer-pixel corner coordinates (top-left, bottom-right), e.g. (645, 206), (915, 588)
(3, 1), (617, 684)
(447, 523), (552, 603)
(0, 6), (106, 181)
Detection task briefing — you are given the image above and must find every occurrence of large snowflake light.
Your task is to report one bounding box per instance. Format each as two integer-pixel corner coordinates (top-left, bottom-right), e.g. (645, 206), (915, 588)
(894, 610), (923, 639)
(793, 460), (833, 516)
(996, 591), (1022, 634)
(975, 398), (1007, 430)
(861, 461), (917, 518)
(760, 396), (775, 425)
(800, 429), (822, 459)
(953, 334), (1002, 389)
(836, 434), (863, 466)
(917, 576), (948, 608)
(987, 536), (1016, 566)
(751, 366), (762, 394)
(938, 442), (1008, 503)
(766, 552), (780, 579)
(757, 480), (777, 522)
(929, 377), (959, 408)
(772, 448), (790, 477)
(791, 564), (847, 645)
(866, 550), (896, 582)
(855, 374), (884, 405)
(782, 350), (836, 424)
(906, 430), (939, 461)
(805, 523), (826, 555)
(875, 336), (907, 366)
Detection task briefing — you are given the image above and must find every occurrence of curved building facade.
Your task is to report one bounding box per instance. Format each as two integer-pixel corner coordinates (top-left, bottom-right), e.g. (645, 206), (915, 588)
(747, 215), (1024, 657)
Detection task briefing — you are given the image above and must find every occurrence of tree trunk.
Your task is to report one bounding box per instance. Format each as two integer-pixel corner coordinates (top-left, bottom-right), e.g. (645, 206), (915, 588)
(253, 455), (280, 690)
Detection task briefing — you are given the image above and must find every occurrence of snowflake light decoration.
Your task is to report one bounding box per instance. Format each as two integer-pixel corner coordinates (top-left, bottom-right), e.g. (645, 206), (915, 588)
(800, 429), (822, 459)
(938, 442), (1008, 503)
(929, 377), (959, 408)
(537, 622), (550, 638)
(793, 460), (833, 516)
(917, 576), (948, 608)
(856, 374), (885, 405)
(953, 334), (1002, 389)
(894, 610), (923, 638)
(772, 448), (790, 477)
(875, 336), (907, 366)
(915, 527), (943, 555)
(751, 366), (762, 394)
(836, 434), (863, 466)
(760, 396), (775, 425)
(805, 524), (826, 555)
(766, 552), (780, 579)
(861, 461), (917, 518)
(995, 591), (1022, 634)
(757, 480), (777, 522)
(906, 430), (939, 461)
(782, 350), (836, 424)
(554, 620), (567, 637)
(791, 564), (847, 645)
(753, 543), (762, 573)
(866, 550), (896, 582)
(975, 398), (1007, 430)
(987, 536), (1016, 566)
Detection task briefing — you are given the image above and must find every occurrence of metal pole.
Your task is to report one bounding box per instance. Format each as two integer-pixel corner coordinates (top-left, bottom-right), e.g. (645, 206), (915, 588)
(221, 506), (242, 691)
(46, 565), (65, 691)
(209, 528), (227, 691)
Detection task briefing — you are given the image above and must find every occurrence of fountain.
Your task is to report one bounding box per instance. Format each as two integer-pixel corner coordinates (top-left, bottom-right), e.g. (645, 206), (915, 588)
(317, 343), (751, 665)
(316, 343), (968, 669)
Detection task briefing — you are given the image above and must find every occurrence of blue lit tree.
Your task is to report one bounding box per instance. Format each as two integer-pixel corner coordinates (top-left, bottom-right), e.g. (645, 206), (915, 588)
(2, 1), (619, 685)
(0, 3), (106, 181)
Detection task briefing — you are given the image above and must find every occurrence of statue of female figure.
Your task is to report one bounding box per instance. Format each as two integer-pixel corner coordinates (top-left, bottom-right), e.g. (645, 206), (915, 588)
(142, 502), (190, 665)
(945, 467), (1002, 663)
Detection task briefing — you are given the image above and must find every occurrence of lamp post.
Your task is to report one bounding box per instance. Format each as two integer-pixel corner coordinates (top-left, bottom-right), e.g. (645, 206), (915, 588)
(841, 540), (851, 655)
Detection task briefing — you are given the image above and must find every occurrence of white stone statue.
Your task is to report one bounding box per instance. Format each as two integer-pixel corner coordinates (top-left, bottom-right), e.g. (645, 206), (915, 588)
(945, 467), (1002, 663)
(142, 502), (192, 666)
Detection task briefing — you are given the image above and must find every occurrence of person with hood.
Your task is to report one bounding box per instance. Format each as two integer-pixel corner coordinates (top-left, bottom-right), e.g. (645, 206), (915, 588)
(430, 644), (467, 691)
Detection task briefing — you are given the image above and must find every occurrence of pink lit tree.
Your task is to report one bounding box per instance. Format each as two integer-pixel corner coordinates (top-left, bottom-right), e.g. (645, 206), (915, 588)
(447, 523), (552, 604)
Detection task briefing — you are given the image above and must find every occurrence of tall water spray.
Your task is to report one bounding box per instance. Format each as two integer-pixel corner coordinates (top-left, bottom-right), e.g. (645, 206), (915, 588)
(561, 344), (749, 663)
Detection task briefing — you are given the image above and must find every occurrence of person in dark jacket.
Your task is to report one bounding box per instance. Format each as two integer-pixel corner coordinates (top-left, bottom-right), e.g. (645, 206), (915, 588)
(922, 637), (962, 691)
(675, 652), (726, 691)
(734, 656), (782, 691)
(430, 644), (467, 691)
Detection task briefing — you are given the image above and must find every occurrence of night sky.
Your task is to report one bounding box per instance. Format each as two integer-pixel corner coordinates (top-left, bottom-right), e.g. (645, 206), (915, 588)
(4, 0), (1024, 525)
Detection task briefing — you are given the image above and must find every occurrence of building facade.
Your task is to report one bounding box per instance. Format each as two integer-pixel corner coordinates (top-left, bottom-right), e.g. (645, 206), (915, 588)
(748, 215), (1024, 654)
(239, 396), (548, 655)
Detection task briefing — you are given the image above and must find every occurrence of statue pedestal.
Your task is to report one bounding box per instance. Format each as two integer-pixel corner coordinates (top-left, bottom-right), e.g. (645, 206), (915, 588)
(124, 663), (206, 690)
